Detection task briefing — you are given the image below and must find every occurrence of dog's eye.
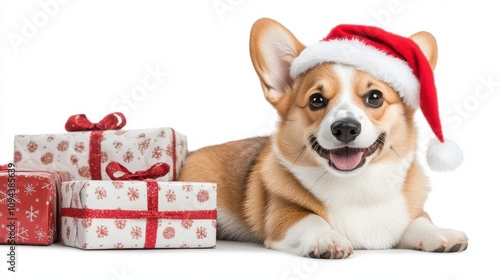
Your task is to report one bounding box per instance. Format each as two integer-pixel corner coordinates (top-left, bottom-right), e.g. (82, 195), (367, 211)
(364, 90), (384, 108)
(309, 93), (327, 110)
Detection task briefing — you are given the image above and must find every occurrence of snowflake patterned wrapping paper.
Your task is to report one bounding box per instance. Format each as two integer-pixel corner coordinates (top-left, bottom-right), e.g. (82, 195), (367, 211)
(0, 169), (71, 245)
(13, 127), (187, 181)
(59, 180), (217, 249)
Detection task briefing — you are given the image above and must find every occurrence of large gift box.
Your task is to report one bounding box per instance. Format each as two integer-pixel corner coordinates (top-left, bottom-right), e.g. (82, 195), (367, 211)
(13, 113), (187, 181)
(0, 165), (71, 245)
(59, 164), (217, 249)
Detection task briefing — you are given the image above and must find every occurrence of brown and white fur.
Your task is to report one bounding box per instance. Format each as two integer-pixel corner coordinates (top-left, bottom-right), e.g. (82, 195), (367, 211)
(178, 18), (468, 259)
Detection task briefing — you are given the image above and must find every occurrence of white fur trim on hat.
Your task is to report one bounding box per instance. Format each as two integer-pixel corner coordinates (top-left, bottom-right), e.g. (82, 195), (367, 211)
(426, 138), (464, 172)
(290, 39), (420, 108)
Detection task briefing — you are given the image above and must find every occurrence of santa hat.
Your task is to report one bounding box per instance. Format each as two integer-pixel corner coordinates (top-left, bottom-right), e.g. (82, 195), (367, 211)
(290, 24), (463, 171)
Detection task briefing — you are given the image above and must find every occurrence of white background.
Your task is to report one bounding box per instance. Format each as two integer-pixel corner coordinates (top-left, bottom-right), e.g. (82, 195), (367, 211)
(0, 0), (498, 279)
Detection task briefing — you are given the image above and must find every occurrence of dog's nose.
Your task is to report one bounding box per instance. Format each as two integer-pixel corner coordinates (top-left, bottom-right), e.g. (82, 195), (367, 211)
(331, 119), (361, 143)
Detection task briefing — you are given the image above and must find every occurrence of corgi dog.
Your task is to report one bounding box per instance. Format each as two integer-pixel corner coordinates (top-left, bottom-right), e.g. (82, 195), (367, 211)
(178, 18), (468, 259)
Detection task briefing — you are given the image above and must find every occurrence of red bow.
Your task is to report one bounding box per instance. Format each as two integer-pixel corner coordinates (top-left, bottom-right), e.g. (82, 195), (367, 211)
(65, 112), (126, 132)
(105, 161), (170, 180)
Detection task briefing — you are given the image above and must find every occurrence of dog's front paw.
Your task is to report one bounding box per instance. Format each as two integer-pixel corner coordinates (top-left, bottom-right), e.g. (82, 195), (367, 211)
(419, 228), (468, 253)
(305, 229), (353, 259)
(268, 215), (353, 259)
(399, 217), (468, 253)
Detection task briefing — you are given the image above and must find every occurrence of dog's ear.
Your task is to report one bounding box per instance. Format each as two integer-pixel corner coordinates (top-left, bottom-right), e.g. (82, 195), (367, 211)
(250, 18), (305, 109)
(410, 31), (438, 70)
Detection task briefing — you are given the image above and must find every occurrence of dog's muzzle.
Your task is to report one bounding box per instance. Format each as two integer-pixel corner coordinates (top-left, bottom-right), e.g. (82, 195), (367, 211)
(310, 133), (385, 172)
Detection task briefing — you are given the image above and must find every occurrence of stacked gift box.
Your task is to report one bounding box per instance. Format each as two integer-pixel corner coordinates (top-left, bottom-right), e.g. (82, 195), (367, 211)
(0, 167), (71, 245)
(0, 112), (217, 249)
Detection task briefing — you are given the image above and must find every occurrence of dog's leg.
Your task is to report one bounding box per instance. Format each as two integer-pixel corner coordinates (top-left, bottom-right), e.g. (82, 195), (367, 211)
(263, 199), (353, 259)
(398, 215), (468, 252)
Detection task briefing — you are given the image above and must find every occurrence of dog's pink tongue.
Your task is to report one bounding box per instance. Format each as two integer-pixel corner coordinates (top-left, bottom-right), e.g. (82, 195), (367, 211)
(330, 148), (363, 171)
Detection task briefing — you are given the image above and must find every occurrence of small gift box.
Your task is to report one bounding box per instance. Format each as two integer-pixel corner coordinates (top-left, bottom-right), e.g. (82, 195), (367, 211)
(59, 162), (217, 249)
(0, 164), (71, 245)
(13, 112), (187, 181)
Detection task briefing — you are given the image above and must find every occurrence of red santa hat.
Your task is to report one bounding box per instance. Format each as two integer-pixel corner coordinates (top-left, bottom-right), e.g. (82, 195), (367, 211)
(290, 24), (463, 171)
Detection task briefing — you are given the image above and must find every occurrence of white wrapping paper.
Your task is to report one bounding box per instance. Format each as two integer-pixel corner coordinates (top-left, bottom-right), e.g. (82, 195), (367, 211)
(14, 127), (187, 181)
(59, 180), (216, 249)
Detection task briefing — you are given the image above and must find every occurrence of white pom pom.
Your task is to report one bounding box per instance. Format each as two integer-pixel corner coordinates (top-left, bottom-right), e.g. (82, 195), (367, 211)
(426, 138), (464, 172)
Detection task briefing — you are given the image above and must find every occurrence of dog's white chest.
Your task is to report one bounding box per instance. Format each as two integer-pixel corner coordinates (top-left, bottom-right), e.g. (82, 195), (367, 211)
(327, 195), (409, 249)
(290, 163), (411, 249)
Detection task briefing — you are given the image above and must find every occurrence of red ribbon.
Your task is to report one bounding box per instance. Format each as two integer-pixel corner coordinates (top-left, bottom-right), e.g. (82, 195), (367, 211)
(145, 180), (159, 247)
(61, 180), (216, 248)
(104, 162), (169, 247)
(65, 112), (126, 180)
(105, 161), (170, 180)
(60, 208), (217, 220)
(89, 131), (103, 180)
(65, 112), (127, 132)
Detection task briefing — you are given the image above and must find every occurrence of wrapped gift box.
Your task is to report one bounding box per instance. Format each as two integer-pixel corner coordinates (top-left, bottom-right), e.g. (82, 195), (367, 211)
(0, 166), (71, 245)
(60, 180), (217, 249)
(13, 127), (187, 181)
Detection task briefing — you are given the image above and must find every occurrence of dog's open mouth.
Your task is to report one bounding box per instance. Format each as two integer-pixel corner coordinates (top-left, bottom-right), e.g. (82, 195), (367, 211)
(310, 134), (385, 171)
